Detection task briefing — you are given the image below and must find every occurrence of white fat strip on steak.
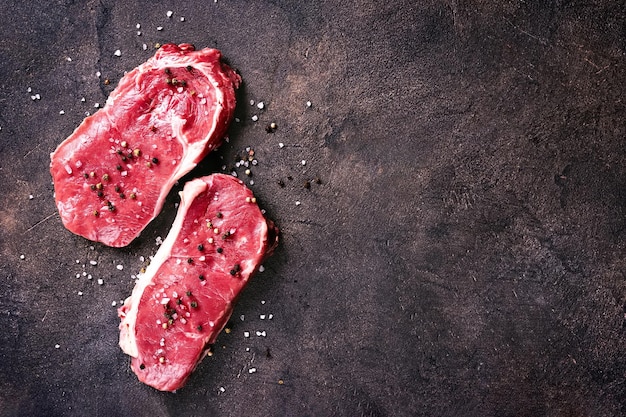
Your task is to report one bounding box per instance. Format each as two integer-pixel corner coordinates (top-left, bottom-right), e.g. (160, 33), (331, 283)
(119, 176), (268, 358)
(105, 55), (227, 225)
(119, 179), (206, 358)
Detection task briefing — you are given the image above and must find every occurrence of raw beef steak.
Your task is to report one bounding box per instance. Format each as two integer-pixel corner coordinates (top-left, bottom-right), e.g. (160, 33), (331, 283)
(50, 44), (241, 247)
(118, 174), (279, 391)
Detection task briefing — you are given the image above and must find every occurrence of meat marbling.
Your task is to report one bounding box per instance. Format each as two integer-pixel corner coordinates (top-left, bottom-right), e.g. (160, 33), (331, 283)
(50, 43), (241, 247)
(118, 174), (279, 391)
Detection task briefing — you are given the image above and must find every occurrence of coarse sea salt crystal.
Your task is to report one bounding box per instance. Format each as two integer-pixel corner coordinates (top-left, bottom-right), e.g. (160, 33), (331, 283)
(59, 110), (65, 115)
(112, 301), (117, 306)
(257, 102), (264, 109)
(114, 49), (121, 57)
(97, 279), (104, 285)
(55, 344), (60, 349)
(251, 115), (258, 122)
(278, 142), (284, 148)
(248, 368), (257, 374)
(116, 264), (123, 270)
(166, 10), (173, 17)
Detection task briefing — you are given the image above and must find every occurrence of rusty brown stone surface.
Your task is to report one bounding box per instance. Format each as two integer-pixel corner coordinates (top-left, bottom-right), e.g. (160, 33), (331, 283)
(1, 1), (625, 416)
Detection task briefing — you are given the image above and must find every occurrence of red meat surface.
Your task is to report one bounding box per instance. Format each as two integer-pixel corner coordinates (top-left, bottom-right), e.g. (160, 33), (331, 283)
(50, 44), (241, 247)
(118, 174), (278, 391)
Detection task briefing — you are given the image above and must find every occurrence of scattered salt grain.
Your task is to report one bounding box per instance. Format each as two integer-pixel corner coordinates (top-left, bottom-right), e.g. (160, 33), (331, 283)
(28, 195), (33, 200)
(249, 100), (255, 106)
(268, 314), (274, 320)
(112, 301), (117, 306)
(27, 87), (32, 93)
(81, 97), (86, 102)
(251, 115), (259, 122)
(256, 101), (264, 110)
(55, 344), (60, 349)
(142, 43), (147, 51)
(166, 10), (173, 17)
(306, 100), (312, 107)
(219, 387), (225, 393)
(248, 368), (257, 374)
(244, 331), (250, 338)
(116, 264), (123, 271)
(89, 260), (97, 266)
(97, 279), (104, 285)
(295, 201), (301, 206)
(137, 31), (142, 36)
(234, 117), (240, 123)
(240, 314), (245, 321)
(19, 255), (25, 260)
(139, 256), (145, 262)
(136, 23), (141, 29)
(87, 274), (92, 280)
(94, 103), (100, 108)
(180, 17), (185, 22)
(245, 347), (250, 352)
(59, 110), (65, 115)
(77, 291), (83, 296)
(301, 160), (307, 166)
(114, 49), (122, 57)
(259, 265), (265, 272)
(261, 300), (266, 304)
(157, 26), (163, 31)
(76, 273), (80, 278)
(96, 71), (101, 78)
(66, 57), (72, 62)
(278, 142), (284, 148)
(260, 315), (266, 320)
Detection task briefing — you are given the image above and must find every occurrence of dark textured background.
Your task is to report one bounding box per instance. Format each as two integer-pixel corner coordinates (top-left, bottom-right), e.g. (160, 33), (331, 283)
(1, 1), (626, 416)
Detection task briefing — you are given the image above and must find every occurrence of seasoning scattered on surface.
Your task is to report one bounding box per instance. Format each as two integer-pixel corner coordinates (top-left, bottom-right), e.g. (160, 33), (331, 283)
(114, 49), (122, 57)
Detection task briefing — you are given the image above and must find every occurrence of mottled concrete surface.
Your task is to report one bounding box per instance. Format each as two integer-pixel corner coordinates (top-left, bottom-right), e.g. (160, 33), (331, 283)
(1, 1), (625, 416)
